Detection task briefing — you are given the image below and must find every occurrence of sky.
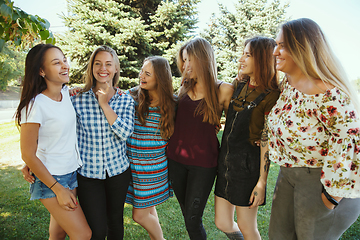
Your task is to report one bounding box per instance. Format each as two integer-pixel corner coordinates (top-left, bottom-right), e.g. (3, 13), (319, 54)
(13, 0), (360, 81)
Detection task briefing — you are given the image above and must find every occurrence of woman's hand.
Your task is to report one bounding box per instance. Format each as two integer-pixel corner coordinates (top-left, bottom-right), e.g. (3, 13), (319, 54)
(21, 164), (35, 184)
(249, 181), (266, 208)
(52, 184), (78, 211)
(95, 82), (118, 125)
(69, 87), (82, 96)
(321, 192), (343, 210)
(96, 82), (112, 106)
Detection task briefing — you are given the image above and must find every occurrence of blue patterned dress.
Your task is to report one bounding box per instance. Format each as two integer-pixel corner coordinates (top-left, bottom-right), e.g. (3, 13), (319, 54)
(125, 101), (173, 208)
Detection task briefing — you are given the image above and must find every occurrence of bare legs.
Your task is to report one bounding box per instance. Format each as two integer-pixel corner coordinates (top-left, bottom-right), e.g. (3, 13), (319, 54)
(215, 196), (260, 240)
(132, 206), (165, 240)
(40, 189), (91, 240)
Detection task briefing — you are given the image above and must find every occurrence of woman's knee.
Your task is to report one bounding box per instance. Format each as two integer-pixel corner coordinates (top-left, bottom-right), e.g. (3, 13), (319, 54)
(83, 229), (92, 240)
(71, 229), (92, 240)
(184, 212), (201, 230)
(132, 208), (147, 224)
(132, 211), (142, 224)
(236, 219), (261, 240)
(215, 213), (232, 232)
(214, 197), (237, 232)
(214, 215), (224, 231)
(49, 229), (67, 240)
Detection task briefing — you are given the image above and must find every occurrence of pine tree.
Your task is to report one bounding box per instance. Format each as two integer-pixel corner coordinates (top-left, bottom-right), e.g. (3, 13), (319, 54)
(59, 0), (200, 88)
(201, 0), (289, 82)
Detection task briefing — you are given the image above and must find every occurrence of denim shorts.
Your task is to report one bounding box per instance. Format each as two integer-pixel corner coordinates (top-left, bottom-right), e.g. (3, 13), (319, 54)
(30, 171), (78, 200)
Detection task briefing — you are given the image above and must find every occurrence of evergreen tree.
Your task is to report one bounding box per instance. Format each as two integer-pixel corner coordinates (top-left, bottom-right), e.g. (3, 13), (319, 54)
(59, 0), (200, 88)
(201, 0), (289, 82)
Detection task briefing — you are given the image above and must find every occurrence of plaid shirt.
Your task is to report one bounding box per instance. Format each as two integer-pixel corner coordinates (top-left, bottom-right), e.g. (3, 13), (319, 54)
(71, 88), (135, 179)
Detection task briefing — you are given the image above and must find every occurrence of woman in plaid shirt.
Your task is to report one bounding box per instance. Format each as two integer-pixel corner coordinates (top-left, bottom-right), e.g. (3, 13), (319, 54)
(72, 46), (135, 240)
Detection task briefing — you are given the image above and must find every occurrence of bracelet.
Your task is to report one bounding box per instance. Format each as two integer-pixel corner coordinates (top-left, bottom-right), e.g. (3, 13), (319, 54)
(322, 186), (339, 206)
(49, 180), (58, 189)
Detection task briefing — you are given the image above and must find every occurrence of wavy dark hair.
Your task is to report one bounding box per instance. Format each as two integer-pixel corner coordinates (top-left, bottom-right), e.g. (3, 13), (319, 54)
(239, 36), (278, 92)
(129, 56), (176, 140)
(15, 44), (63, 126)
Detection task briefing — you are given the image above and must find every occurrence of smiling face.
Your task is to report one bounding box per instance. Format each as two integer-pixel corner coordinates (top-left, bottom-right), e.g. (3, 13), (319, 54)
(40, 48), (69, 85)
(182, 49), (196, 79)
(92, 51), (117, 86)
(239, 42), (255, 78)
(273, 30), (298, 74)
(139, 60), (157, 92)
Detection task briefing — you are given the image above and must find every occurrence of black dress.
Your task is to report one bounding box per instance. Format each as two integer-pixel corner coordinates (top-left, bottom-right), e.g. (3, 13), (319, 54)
(215, 81), (268, 206)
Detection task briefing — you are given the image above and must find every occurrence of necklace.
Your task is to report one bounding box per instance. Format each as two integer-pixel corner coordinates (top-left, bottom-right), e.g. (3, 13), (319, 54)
(239, 82), (256, 104)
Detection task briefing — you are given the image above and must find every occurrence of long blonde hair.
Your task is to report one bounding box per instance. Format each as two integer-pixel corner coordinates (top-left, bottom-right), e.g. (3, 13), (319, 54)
(129, 56), (176, 140)
(281, 18), (359, 112)
(81, 45), (120, 93)
(178, 38), (220, 125)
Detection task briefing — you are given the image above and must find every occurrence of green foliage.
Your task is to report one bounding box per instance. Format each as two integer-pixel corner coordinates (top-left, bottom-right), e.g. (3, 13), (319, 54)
(0, 0), (55, 90)
(0, 0), (55, 51)
(59, 0), (200, 87)
(0, 123), (359, 239)
(201, 0), (289, 82)
(0, 43), (25, 90)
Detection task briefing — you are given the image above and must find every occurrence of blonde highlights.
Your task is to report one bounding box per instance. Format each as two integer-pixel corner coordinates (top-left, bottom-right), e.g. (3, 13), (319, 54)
(81, 45), (120, 93)
(281, 18), (359, 111)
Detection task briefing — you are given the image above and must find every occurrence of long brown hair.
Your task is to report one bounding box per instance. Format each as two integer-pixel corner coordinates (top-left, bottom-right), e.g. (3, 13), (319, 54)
(129, 56), (176, 140)
(15, 44), (63, 126)
(80, 45), (120, 93)
(280, 18), (359, 112)
(178, 38), (220, 125)
(176, 43), (187, 76)
(240, 36), (278, 92)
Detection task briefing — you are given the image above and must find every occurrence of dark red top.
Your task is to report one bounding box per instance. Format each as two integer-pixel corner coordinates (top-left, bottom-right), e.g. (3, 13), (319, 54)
(166, 94), (219, 168)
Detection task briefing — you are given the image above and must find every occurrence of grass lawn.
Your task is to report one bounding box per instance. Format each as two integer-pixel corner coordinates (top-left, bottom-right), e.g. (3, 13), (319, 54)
(0, 122), (359, 239)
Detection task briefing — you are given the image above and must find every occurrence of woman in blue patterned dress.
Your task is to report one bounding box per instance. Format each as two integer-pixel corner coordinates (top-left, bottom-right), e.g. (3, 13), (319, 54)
(126, 56), (176, 240)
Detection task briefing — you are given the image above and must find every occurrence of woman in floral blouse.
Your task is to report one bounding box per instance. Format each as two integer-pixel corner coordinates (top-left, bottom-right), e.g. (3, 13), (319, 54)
(268, 18), (360, 239)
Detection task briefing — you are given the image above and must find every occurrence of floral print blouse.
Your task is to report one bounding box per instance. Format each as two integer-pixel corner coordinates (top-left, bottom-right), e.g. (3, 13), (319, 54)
(267, 80), (360, 198)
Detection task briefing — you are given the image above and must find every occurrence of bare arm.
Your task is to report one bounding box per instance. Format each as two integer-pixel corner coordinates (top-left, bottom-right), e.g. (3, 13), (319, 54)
(249, 115), (270, 208)
(20, 123), (78, 211)
(218, 82), (234, 116)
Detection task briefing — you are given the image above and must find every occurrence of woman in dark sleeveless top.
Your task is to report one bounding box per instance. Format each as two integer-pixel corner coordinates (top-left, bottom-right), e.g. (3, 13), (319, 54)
(214, 37), (280, 240)
(167, 38), (233, 240)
